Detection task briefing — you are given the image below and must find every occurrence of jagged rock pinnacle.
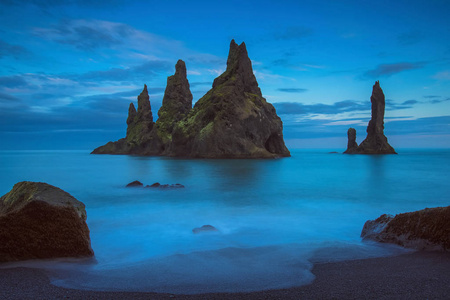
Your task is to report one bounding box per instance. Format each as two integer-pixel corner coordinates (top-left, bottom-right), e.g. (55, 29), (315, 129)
(349, 81), (396, 154)
(212, 39), (261, 96)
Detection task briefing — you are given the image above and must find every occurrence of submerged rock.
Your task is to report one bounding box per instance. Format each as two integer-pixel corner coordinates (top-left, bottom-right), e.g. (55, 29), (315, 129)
(126, 180), (143, 187)
(0, 181), (94, 262)
(146, 183), (185, 189)
(361, 206), (450, 251)
(92, 40), (290, 159)
(343, 128), (358, 154)
(192, 225), (218, 234)
(349, 81), (396, 154)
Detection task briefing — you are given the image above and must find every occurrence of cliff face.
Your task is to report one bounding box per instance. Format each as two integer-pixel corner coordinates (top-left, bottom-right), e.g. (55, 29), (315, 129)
(92, 40), (290, 158)
(344, 81), (396, 154)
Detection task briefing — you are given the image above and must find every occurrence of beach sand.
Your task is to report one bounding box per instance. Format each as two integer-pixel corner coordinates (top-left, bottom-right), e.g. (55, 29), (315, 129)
(1, 251), (449, 299)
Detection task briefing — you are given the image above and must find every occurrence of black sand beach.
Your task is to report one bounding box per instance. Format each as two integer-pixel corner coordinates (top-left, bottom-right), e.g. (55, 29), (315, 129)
(1, 251), (449, 299)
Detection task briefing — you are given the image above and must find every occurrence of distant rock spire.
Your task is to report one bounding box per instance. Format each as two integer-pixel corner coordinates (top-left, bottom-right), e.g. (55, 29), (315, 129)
(348, 81), (396, 154)
(344, 128), (358, 154)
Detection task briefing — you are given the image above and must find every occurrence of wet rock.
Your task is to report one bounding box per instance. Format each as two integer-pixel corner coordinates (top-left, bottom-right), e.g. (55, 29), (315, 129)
(146, 183), (185, 189)
(126, 180), (143, 187)
(361, 206), (450, 251)
(0, 181), (94, 262)
(192, 225), (218, 234)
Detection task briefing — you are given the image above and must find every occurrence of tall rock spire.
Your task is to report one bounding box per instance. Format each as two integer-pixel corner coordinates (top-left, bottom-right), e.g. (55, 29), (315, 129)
(125, 84), (154, 145)
(349, 81), (396, 154)
(212, 39), (261, 96)
(157, 60), (193, 134)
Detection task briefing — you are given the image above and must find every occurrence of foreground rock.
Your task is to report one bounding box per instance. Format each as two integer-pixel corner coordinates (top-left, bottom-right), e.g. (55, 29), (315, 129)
(192, 225), (218, 234)
(361, 206), (450, 251)
(0, 182), (94, 262)
(92, 40), (290, 158)
(344, 81), (396, 154)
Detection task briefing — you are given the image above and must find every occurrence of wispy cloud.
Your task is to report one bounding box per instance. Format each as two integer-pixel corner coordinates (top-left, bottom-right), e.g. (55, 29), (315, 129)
(277, 88), (308, 93)
(362, 62), (424, 79)
(397, 30), (424, 46)
(0, 40), (28, 59)
(432, 70), (450, 80)
(33, 19), (133, 50)
(274, 26), (313, 40)
(274, 100), (367, 115)
(0, 75), (29, 88)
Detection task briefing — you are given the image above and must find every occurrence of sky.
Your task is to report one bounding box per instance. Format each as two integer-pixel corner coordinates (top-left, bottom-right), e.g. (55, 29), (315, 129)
(0, 0), (449, 150)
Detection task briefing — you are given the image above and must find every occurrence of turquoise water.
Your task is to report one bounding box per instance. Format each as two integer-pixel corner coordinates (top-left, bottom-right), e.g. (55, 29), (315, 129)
(0, 149), (448, 293)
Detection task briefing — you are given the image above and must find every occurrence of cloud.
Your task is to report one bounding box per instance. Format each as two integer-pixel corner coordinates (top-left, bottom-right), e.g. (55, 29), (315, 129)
(0, 40), (28, 59)
(277, 88), (308, 93)
(423, 95), (441, 99)
(362, 62), (424, 78)
(33, 19), (133, 50)
(274, 100), (368, 115)
(274, 26), (313, 40)
(397, 30), (424, 46)
(432, 70), (450, 80)
(430, 98), (450, 104)
(0, 92), (20, 102)
(190, 82), (212, 87)
(0, 75), (29, 88)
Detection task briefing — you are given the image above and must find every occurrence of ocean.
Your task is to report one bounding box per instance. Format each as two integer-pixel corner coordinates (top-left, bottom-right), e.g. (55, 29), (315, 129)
(0, 149), (448, 294)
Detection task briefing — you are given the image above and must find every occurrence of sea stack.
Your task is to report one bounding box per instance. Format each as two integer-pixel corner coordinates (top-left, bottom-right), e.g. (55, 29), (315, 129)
(344, 128), (358, 154)
(169, 40), (290, 158)
(344, 81), (396, 154)
(0, 182), (94, 262)
(92, 40), (290, 158)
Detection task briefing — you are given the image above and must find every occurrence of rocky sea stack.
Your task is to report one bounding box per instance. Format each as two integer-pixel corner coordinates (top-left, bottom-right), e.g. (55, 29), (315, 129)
(0, 182), (94, 262)
(92, 40), (290, 158)
(361, 206), (450, 251)
(344, 81), (396, 154)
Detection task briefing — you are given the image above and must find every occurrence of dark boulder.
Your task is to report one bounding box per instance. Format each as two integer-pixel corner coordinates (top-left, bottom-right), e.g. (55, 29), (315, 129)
(126, 180), (143, 187)
(0, 182), (94, 262)
(192, 225), (218, 234)
(361, 206), (450, 251)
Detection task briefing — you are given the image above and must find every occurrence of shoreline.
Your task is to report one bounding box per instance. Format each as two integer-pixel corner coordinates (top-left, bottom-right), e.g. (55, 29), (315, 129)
(1, 251), (449, 299)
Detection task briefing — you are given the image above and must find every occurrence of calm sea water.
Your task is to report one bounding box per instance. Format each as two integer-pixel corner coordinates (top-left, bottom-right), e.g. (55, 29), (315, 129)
(0, 149), (449, 293)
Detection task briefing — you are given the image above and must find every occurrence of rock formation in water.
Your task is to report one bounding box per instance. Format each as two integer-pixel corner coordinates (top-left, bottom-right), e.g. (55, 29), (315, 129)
(92, 40), (290, 158)
(347, 81), (396, 154)
(0, 181), (94, 262)
(192, 225), (218, 234)
(343, 128), (358, 154)
(361, 206), (450, 251)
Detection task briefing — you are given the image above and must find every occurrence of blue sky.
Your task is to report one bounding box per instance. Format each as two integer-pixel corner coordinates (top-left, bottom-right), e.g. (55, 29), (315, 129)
(0, 0), (449, 150)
